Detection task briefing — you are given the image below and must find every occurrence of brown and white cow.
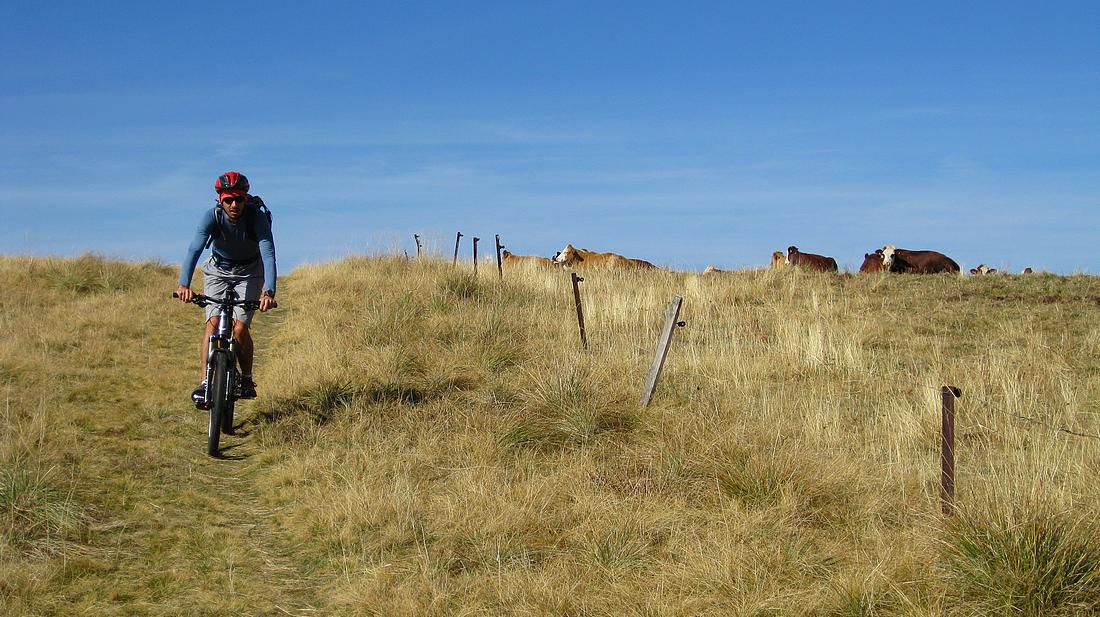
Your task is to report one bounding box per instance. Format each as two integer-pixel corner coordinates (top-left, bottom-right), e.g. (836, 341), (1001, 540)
(501, 250), (557, 269)
(787, 246), (838, 272)
(1021, 267), (1034, 274)
(969, 264), (999, 275)
(552, 244), (657, 270)
(859, 250), (887, 273)
(771, 251), (789, 269)
(881, 245), (960, 274)
(703, 264), (723, 274)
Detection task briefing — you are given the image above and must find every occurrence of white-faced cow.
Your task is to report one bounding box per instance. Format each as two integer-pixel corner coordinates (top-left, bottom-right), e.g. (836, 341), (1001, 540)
(881, 245), (960, 274)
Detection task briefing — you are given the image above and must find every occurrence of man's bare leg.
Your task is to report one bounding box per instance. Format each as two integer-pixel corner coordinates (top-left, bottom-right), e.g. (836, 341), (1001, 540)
(233, 321), (254, 375)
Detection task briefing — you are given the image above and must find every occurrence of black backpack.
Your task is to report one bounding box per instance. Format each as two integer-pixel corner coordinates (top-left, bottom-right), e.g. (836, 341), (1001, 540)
(204, 195), (272, 249)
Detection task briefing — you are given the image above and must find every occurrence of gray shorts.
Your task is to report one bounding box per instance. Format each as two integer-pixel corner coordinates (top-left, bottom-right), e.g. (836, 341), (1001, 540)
(200, 256), (264, 325)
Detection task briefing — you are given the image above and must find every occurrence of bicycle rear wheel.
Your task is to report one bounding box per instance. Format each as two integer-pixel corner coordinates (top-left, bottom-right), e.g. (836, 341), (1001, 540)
(208, 352), (230, 456)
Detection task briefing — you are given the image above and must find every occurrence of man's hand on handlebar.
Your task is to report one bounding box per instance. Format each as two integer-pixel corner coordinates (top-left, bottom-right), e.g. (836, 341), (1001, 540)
(259, 293), (277, 312)
(175, 285), (194, 303)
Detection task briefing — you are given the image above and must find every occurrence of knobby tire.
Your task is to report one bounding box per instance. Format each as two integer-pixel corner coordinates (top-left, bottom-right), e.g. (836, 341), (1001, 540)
(222, 382), (236, 435)
(208, 352), (230, 457)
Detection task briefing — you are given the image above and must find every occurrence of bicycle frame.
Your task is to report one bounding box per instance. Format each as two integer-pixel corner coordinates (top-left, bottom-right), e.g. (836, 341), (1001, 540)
(175, 283), (264, 456)
(206, 296), (241, 406)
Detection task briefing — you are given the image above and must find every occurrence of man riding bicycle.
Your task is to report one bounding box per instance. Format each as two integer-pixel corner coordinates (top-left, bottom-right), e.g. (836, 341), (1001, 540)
(175, 171), (277, 402)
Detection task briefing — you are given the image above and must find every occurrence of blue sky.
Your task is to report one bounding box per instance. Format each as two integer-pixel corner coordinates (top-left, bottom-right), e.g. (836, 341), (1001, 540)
(2, 1), (1098, 272)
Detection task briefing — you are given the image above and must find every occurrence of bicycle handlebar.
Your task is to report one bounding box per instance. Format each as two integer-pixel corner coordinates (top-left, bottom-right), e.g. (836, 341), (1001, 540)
(172, 292), (269, 312)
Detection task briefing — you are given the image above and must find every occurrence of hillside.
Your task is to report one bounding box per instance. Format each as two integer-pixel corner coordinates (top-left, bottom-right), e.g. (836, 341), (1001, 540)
(3, 254), (1100, 616)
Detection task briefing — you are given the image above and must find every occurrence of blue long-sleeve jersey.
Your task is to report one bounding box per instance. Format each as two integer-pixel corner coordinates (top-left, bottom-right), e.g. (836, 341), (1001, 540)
(178, 207), (277, 294)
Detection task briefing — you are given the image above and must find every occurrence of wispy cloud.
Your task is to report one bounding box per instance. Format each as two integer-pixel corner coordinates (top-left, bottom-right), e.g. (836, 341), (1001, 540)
(879, 105), (959, 119)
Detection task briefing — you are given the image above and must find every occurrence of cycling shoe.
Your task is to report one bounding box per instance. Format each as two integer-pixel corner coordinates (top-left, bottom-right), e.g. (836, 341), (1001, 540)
(192, 381), (209, 409)
(239, 376), (257, 400)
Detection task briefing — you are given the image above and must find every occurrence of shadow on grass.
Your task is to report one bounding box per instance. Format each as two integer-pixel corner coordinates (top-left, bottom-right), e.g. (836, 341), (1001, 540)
(212, 442), (249, 461)
(250, 378), (439, 430)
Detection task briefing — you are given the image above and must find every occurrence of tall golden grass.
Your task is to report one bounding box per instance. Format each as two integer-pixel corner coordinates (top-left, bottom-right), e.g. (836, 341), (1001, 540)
(2, 253), (1099, 615)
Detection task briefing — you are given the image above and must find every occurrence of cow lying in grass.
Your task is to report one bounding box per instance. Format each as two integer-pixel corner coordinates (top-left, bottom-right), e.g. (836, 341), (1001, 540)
(881, 245), (960, 274)
(969, 264), (999, 275)
(501, 250), (556, 269)
(860, 250), (887, 272)
(552, 244), (658, 270)
(771, 251), (788, 268)
(787, 246), (838, 272)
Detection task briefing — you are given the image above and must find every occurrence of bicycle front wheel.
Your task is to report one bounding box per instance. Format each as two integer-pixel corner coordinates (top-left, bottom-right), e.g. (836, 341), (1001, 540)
(208, 352), (230, 457)
(222, 373), (236, 435)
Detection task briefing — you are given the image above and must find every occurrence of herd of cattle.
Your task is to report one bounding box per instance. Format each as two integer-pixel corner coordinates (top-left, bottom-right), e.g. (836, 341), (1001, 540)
(500, 244), (1033, 275)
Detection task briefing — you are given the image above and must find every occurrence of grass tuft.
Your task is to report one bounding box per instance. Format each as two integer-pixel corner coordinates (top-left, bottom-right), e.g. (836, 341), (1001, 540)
(440, 272), (481, 301)
(500, 366), (636, 450)
(39, 252), (165, 293)
(0, 468), (88, 557)
(942, 503), (1100, 616)
(821, 575), (891, 617)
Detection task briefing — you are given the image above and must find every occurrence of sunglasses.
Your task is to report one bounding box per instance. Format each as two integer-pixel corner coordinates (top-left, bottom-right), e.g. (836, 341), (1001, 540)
(221, 195), (246, 205)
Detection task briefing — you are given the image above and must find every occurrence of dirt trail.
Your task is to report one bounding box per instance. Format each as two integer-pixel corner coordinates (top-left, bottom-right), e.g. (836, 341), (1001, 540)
(124, 303), (319, 615)
(27, 288), (322, 615)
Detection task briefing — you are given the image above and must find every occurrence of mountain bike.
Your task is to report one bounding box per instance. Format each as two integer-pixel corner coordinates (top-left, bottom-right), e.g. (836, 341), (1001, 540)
(173, 286), (263, 457)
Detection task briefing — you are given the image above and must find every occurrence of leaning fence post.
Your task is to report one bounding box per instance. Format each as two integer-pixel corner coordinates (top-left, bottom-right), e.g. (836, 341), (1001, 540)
(570, 272), (587, 350)
(941, 385), (961, 516)
(472, 237), (480, 276)
(495, 234), (505, 279)
(640, 296), (684, 408)
(453, 232), (463, 267)
(414, 234), (422, 259)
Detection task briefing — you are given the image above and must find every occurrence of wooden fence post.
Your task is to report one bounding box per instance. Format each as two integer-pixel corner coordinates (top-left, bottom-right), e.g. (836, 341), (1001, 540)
(941, 385), (961, 516)
(640, 296), (684, 408)
(570, 272), (587, 350)
(414, 234), (422, 259)
(453, 232), (463, 267)
(495, 234), (505, 279)
(472, 237), (480, 276)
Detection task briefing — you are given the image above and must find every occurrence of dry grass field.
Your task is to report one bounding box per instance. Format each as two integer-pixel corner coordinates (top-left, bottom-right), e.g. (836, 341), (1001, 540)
(3, 253), (1100, 615)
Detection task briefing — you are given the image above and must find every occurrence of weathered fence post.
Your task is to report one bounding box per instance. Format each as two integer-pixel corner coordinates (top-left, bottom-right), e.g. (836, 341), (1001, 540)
(941, 385), (961, 516)
(414, 234), (422, 259)
(453, 232), (463, 267)
(472, 237), (480, 276)
(570, 272), (587, 350)
(640, 296), (685, 408)
(495, 234), (505, 279)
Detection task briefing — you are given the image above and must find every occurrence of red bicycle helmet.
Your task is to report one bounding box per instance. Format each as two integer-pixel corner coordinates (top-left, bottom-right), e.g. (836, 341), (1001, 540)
(214, 171), (249, 197)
